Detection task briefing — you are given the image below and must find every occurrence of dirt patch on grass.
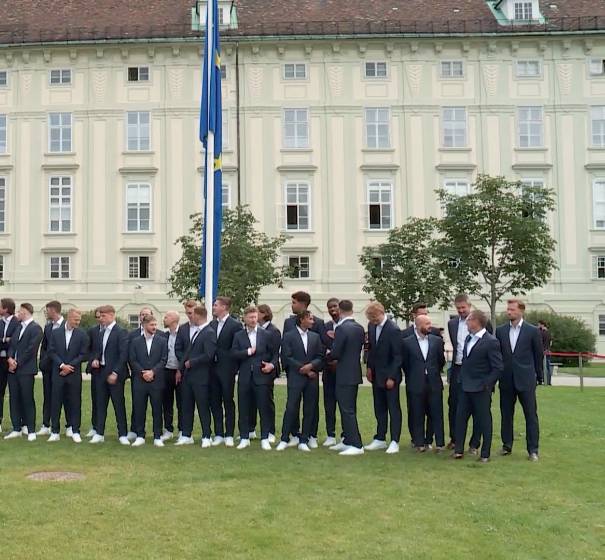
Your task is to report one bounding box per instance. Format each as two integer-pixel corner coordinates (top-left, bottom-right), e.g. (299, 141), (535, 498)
(27, 471), (86, 482)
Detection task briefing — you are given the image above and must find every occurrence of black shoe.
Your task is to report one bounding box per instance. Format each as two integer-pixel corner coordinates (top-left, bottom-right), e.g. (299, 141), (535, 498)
(468, 447), (478, 456)
(500, 447), (512, 456)
(478, 457), (490, 463)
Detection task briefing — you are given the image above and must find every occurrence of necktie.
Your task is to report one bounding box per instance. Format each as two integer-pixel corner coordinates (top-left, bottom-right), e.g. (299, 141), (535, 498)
(191, 330), (200, 344)
(463, 334), (473, 359)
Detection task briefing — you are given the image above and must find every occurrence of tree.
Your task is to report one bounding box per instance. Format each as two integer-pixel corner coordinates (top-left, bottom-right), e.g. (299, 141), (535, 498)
(437, 174), (557, 325)
(168, 205), (289, 315)
(359, 217), (452, 323)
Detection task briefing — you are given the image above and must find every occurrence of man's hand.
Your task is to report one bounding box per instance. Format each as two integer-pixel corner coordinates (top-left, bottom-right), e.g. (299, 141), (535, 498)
(7, 357), (16, 373)
(175, 370), (182, 385)
(385, 378), (396, 390)
(326, 330), (335, 340)
(366, 367), (374, 383)
(91, 359), (100, 369)
(248, 346), (257, 356)
(261, 361), (274, 374)
(184, 360), (191, 370)
(107, 372), (118, 385)
(299, 363), (313, 375)
(307, 371), (318, 380)
(142, 370), (155, 383)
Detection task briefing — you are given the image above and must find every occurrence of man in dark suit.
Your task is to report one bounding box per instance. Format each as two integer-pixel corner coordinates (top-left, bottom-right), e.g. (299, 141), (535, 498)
(47, 308), (89, 443)
(276, 310), (324, 452)
(160, 310), (183, 442)
(453, 310), (503, 462)
(174, 299), (198, 439)
(402, 315), (446, 452)
(37, 300), (65, 436)
(0, 298), (20, 433)
(496, 299), (542, 461)
(85, 307), (102, 438)
(175, 306), (217, 447)
(4, 303), (43, 441)
(232, 305), (277, 450)
(209, 296), (242, 447)
(129, 314), (168, 447)
(400, 303), (442, 339)
(329, 300), (366, 456)
(320, 298), (340, 447)
(538, 320), (552, 385)
(364, 302), (402, 455)
(89, 305), (130, 445)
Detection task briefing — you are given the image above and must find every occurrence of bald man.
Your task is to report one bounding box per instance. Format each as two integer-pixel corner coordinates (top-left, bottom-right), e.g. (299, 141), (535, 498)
(161, 311), (183, 441)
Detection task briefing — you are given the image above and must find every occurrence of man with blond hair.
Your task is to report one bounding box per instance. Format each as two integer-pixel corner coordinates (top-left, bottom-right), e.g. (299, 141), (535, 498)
(160, 310), (183, 441)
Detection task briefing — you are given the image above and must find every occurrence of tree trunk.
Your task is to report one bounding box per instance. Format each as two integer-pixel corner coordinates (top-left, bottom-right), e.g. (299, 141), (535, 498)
(489, 285), (498, 330)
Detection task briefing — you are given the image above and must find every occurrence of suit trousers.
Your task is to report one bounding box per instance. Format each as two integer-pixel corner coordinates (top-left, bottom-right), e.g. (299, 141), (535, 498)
(8, 374), (36, 432)
(500, 386), (539, 454)
(181, 374), (212, 439)
(335, 384), (362, 449)
(372, 383), (402, 443)
(209, 369), (236, 437)
(51, 372), (82, 434)
(237, 379), (272, 440)
(89, 373), (97, 431)
(322, 370), (337, 438)
(41, 368), (53, 427)
(455, 390), (493, 459)
(409, 379), (444, 448)
(0, 357), (9, 422)
(249, 380), (277, 435)
(162, 369), (183, 434)
(448, 365), (480, 448)
(132, 376), (164, 440)
(280, 377), (319, 444)
(94, 371), (128, 437)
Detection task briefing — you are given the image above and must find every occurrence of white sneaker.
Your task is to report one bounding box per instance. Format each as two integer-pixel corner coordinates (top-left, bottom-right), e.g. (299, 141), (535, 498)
(364, 439), (388, 451)
(86, 429), (97, 438)
(260, 439), (272, 451)
(298, 443), (311, 452)
(177, 431), (183, 439)
(201, 438), (212, 449)
(131, 437), (145, 447)
(329, 442), (348, 452)
(211, 436), (225, 446)
(323, 436), (337, 447)
(268, 433), (276, 444)
(48, 433), (60, 442)
(36, 426), (50, 436)
(224, 436), (234, 447)
(248, 431), (258, 440)
(65, 426), (73, 438)
(126, 431), (137, 442)
(154, 439), (165, 448)
(161, 430), (173, 442)
(72, 433), (82, 444)
(174, 436), (194, 446)
(90, 434), (105, 444)
(237, 438), (250, 450)
(119, 436), (131, 446)
(308, 437), (318, 449)
(27, 433), (37, 442)
(4, 430), (22, 440)
(287, 436), (299, 448)
(21, 425), (29, 435)
(276, 441), (288, 451)
(386, 441), (400, 454)
(339, 446), (364, 456)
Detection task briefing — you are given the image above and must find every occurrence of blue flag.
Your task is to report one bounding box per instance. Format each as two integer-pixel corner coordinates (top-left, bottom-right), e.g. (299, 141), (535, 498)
(199, 0), (222, 304)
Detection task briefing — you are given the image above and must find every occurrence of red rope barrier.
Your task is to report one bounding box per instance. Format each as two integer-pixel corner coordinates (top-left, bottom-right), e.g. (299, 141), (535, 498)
(547, 351), (605, 359)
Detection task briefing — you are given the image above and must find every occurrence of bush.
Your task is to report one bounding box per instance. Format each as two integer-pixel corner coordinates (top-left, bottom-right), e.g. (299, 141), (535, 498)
(495, 311), (596, 367)
(78, 310), (130, 331)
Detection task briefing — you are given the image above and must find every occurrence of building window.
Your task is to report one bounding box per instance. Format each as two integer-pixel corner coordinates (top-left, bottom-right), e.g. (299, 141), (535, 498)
(599, 315), (605, 335)
(0, 114), (6, 154)
(128, 314), (140, 329)
(220, 64), (227, 80)
(514, 2), (533, 20)
(49, 69), (71, 85)
(444, 180), (471, 197)
(593, 255), (605, 279)
(442, 107), (467, 148)
(365, 62), (387, 78)
(593, 180), (605, 230)
(370, 256), (384, 278)
(518, 106), (543, 148)
(283, 109), (309, 149)
(126, 183), (151, 232)
(520, 179), (545, 219)
(126, 111), (151, 151)
(367, 181), (393, 230)
(127, 66), (149, 82)
(516, 60), (541, 78)
(221, 183), (231, 213)
(48, 112), (72, 153)
(283, 63), (307, 80)
(365, 108), (390, 149)
(0, 177), (6, 232)
(128, 256), (150, 279)
(589, 58), (605, 77)
(441, 61), (464, 79)
(48, 176), (72, 233)
(0, 255), (4, 281)
(285, 182), (310, 231)
(591, 107), (605, 148)
(0, 71), (6, 87)
(288, 256), (310, 279)
(49, 256), (70, 280)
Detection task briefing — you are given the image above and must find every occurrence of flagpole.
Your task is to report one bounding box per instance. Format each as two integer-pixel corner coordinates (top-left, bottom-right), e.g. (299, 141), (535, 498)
(204, 1), (215, 307)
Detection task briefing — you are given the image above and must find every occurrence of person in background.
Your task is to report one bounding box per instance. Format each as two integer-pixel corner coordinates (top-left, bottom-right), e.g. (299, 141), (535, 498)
(85, 308), (102, 438)
(0, 298), (20, 434)
(538, 320), (552, 386)
(320, 298), (340, 447)
(161, 311), (183, 441)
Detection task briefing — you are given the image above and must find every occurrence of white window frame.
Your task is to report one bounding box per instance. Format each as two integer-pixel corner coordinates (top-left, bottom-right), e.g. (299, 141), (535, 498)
(128, 255), (151, 280)
(593, 180), (605, 230)
(444, 179), (471, 198)
(48, 112), (72, 153)
(125, 183), (152, 233)
(367, 181), (393, 231)
(514, 1), (533, 20)
(589, 58), (605, 77)
(442, 107), (467, 148)
(599, 315), (605, 336)
(440, 60), (464, 79)
(126, 111), (151, 152)
(365, 108), (391, 149)
(221, 183), (231, 213)
(48, 176), (73, 233)
(49, 256), (71, 280)
(284, 182), (311, 232)
(49, 69), (72, 86)
(515, 60), (542, 78)
(287, 255), (311, 279)
(0, 70), (7, 87)
(518, 106), (544, 148)
(283, 108), (309, 149)
(283, 63), (307, 80)
(0, 176), (6, 233)
(0, 114), (6, 154)
(365, 61), (388, 79)
(593, 255), (605, 280)
(591, 107), (605, 148)
(127, 66), (150, 83)
(220, 64), (227, 80)
(0, 255), (4, 281)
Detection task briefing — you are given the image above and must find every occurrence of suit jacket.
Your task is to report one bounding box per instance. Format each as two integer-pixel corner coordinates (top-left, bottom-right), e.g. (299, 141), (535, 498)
(496, 322), (543, 392)
(48, 326), (89, 376)
(366, 319), (402, 387)
(175, 322), (195, 364)
(263, 321), (282, 378)
(321, 319), (337, 370)
(8, 321), (43, 375)
(281, 328), (324, 388)
(231, 327), (278, 386)
(330, 318), (365, 386)
(180, 325), (217, 385)
(91, 324), (129, 381)
(129, 334), (169, 385)
(86, 324), (102, 373)
(39, 319), (65, 372)
(209, 316), (243, 378)
(459, 332), (503, 393)
(402, 333), (446, 394)
(283, 314), (325, 338)
(401, 324), (442, 339)
(448, 316), (494, 364)
(0, 316), (20, 356)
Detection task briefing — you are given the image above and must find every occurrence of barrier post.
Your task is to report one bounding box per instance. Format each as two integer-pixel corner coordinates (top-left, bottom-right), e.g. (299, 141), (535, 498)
(578, 353), (584, 392)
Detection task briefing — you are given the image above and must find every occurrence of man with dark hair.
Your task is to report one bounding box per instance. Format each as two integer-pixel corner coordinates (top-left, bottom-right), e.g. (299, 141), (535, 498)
(4, 303), (43, 441)
(85, 307), (102, 438)
(538, 320), (551, 385)
(37, 300), (64, 436)
(320, 298), (340, 446)
(0, 297), (19, 433)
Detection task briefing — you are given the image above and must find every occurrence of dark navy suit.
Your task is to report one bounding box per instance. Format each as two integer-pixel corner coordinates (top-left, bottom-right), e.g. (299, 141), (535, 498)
(320, 319), (338, 438)
(0, 316), (20, 425)
(39, 318), (66, 428)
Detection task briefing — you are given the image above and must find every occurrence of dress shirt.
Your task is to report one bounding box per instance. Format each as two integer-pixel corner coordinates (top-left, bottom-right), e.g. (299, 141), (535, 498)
(375, 315), (387, 342)
(166, 330), (179, 369)
(509, 319), (524, 353)
(100, 321), (116, 366)
(415, 329), (429, 361)
(465, 328), (487, 355)
(216, 315), (228, 337)
(297, 326), (308, 353)
(455, 316), (470, 365)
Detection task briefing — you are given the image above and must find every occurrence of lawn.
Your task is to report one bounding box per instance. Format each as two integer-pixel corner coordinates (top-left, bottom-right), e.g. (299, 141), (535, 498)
(557, 363), (605, 378)
(0, 384), (603, 560)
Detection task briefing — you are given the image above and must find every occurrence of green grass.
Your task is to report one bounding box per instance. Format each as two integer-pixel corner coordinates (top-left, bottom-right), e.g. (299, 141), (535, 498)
(558, 363), (605, 377)
(1, 384), (604, 560)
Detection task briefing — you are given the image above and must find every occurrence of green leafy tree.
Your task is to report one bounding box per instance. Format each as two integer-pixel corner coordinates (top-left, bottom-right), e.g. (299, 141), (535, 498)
(437, 174), (557, 325)
(169, 205), (289, 315)
(359, 217), (452, 323)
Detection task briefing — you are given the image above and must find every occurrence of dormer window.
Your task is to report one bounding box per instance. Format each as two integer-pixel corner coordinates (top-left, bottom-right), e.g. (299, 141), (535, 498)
(514, 2), (533, 20)
(192, 1), (237, 30)
(492, 0), (542, 23)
